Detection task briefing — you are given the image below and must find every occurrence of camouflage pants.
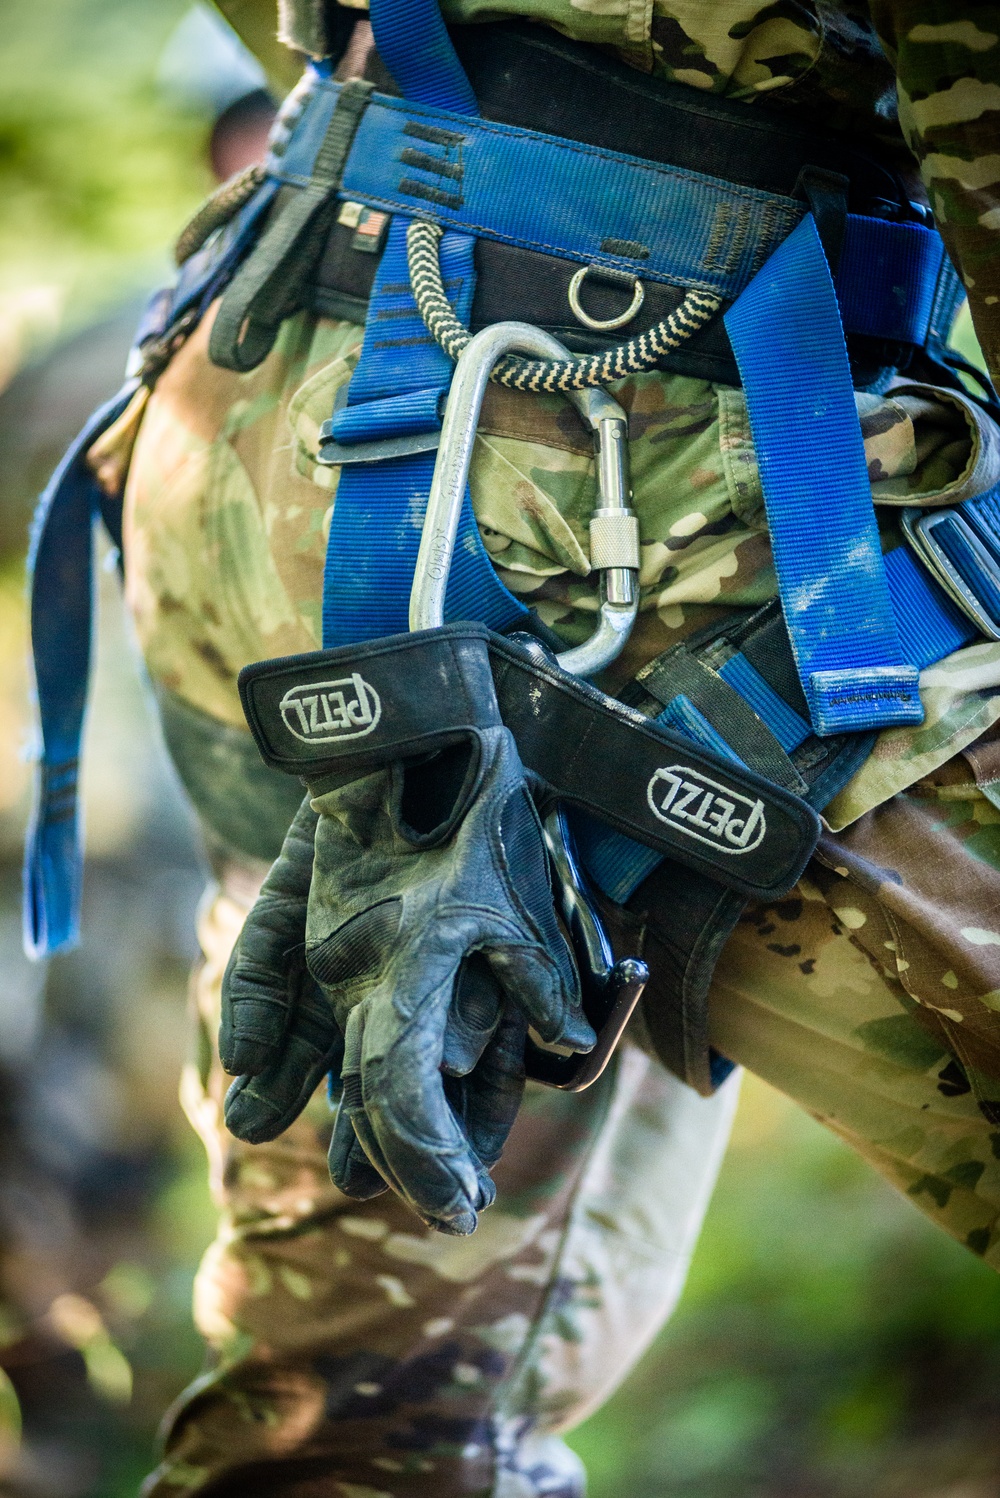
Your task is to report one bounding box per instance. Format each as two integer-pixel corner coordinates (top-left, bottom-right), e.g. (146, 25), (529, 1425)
(141, 747), (1000, 1498)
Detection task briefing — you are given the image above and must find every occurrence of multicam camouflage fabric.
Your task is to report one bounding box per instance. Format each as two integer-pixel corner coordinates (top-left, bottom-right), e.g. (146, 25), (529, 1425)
(139, 745), (1000, 1493)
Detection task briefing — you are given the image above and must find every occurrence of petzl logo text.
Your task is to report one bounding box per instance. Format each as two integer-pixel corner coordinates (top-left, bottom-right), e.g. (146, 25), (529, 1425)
(279, 675), (381, 744)
(647, 765), (767, 855)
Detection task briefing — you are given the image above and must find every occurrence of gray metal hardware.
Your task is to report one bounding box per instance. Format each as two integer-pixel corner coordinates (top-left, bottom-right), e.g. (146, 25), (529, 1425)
(409, 320), (640, 677)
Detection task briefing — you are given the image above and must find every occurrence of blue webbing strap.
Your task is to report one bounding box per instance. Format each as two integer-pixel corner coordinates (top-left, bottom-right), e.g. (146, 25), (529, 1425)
(368, 0), (478, 115)
(321, 222), (527, 644)
(320, 0), (527, 648)
(23, 380), (140, 958)
(724, 215), (923, 737)
(577, 543), (977, 906)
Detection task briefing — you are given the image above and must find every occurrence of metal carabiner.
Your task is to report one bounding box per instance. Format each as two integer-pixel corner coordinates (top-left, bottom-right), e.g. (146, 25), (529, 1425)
(410, 321), (640, 676)
(409, 321), (649, 1091)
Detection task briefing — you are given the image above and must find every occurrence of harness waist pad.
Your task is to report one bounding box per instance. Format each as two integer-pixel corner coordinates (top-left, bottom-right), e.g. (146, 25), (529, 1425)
(488, 635), (820, 902)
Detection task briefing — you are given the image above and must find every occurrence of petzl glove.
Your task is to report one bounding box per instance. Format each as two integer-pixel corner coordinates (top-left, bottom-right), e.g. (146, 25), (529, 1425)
(224, 624), (594, 1235)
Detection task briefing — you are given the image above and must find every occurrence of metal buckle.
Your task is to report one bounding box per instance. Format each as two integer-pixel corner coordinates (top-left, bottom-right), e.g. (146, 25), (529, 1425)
(317, 385), (442, 466)
(902, 497), (1000, 641)
(317, 427), (442, 465)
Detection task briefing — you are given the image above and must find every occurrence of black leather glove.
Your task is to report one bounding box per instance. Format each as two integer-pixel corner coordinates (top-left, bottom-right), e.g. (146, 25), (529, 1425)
(222, 625), (594, 1235)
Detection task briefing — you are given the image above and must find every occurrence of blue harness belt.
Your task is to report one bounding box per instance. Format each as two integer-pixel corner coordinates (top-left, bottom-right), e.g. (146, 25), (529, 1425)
(20, 0), (992, 958)
(274, 83), (952, 351)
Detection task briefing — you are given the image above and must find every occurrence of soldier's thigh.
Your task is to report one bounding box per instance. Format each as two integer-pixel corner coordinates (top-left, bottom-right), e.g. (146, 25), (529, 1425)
(144, 881), (737, 1497)
(709, 780), (1000, 1267)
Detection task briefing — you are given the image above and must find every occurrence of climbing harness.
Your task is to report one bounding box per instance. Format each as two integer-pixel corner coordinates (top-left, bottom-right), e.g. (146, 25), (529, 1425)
(20, 0), (1000, 1095)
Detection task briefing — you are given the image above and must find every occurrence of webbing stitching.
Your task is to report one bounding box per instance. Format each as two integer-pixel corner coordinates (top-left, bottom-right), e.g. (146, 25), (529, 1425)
(365, 92), (805, 208)
(358, 193), (739, 295)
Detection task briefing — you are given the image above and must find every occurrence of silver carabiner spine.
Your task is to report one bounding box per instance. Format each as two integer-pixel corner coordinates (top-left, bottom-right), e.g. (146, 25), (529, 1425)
(409, 321), (640, 678)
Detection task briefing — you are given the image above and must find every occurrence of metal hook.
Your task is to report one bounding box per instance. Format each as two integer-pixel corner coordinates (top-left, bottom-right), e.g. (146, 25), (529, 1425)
(409, 321), (640, 677)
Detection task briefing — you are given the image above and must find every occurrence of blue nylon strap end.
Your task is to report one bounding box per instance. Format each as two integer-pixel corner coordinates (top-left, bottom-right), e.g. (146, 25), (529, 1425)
(23, 380), (139, 959)
(330, 387), (443, 443)
(656, 695), (747, 768)
(724, 214), (922, 737)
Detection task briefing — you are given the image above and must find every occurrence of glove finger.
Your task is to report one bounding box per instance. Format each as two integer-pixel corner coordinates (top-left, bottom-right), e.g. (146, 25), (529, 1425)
(485, 942), (594, 1053)
(361, 988), (495, 1236)
(328, 1096), (389, 1200)
(220, 796), (318, 1075)
(327, 1006), (397, 1201)
(449, 1003), (528, 1174)
(224, 971), (342, 1143)
(441, 951), (504, 1077)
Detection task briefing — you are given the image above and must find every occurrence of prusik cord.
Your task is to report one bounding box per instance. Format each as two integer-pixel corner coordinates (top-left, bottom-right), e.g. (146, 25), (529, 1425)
(406, 219), (721, 391)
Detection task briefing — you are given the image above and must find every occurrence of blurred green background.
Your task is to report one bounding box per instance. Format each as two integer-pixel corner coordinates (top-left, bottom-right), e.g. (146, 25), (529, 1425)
(1, 3), (1000, 1495)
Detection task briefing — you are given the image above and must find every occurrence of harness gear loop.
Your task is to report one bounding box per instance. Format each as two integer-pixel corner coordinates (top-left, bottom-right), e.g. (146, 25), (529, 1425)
(174, 163), (265, 267)
(567, 264), (645, 332)
(410, 319), (640, 678)
(406, 220), (721, 391)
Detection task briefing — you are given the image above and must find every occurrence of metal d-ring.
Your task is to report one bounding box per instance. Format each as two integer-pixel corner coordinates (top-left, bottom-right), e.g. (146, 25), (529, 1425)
(568, 264), (645, 332)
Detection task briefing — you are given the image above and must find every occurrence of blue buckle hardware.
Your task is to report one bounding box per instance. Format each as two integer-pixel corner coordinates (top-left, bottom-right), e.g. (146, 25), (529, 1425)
(903, 490), (1000, 642)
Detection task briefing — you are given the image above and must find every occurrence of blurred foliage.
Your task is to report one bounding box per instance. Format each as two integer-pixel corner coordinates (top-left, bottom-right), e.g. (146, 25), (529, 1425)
(0, 0), (213, 379)
(2, 3), (1000, 1496)
(570, 1075), (1000, 1498)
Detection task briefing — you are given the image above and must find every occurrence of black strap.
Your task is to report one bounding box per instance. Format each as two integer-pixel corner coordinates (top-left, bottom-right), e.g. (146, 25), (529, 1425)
(238, 626), (821, 902)
(210, 78), (374, 373)
(239, 623), (502, 776)
(487, 636), (820, 902)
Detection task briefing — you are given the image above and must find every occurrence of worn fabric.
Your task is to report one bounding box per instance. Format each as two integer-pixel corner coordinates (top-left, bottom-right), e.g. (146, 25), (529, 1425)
(142, 870), (738, 1496)
(712, 745), (1000, 1264)
(139, 737), (1000, 1493)
(123, 304), (1000, 832)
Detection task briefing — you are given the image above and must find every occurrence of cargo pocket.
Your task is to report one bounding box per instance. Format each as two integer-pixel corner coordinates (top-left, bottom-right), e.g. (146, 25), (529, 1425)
(811, 741), (1000, 1123)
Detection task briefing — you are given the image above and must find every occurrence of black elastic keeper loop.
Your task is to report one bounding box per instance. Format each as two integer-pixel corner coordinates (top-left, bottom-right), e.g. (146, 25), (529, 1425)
(239, 623), (501, 779)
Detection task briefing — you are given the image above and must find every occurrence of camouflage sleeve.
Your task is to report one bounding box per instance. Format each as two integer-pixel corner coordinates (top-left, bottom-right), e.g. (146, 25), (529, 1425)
(870, 4), (1000, 384)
